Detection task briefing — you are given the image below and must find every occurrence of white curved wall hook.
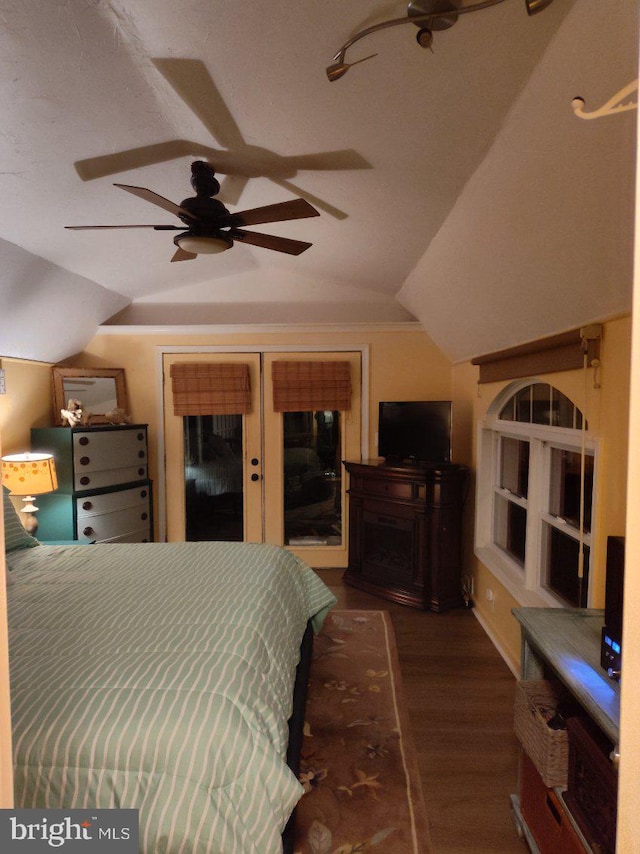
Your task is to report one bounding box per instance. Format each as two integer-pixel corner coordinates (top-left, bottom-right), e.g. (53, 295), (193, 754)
(572, 79), (638, 120)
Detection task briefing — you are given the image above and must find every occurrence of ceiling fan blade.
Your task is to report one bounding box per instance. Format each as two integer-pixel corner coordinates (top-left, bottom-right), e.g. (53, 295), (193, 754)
(65, 224), (184, 230)
(171, 247), (197, 262)
(223, 198), (320, 228)
(229, 228), (312, 256)
(114, 183), (198, 221)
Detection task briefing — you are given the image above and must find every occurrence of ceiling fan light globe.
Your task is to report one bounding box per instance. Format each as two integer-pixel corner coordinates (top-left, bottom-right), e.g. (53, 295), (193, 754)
(176, 234), (233, 255)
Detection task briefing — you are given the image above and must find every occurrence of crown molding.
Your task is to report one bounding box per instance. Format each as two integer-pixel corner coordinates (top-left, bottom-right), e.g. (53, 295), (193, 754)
(95, 321), (424, 336)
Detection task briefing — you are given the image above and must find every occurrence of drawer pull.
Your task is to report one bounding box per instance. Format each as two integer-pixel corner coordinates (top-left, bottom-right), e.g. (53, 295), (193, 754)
(83, 526), (94, 537)
(138, 468), (145, 477)
(80, 476), (91, 486)
(137, 433), (144, 441)
(82, 501), (93, 511)
(80, 456), (90, 466)
(140, 490), (148, 499)
(79, 436), (89, 446)
(141, 512), (148, 521)
(138, 450), (146, 459)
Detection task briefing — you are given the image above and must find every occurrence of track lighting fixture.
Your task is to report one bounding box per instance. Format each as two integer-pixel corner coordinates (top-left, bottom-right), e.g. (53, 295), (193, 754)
(326, 0), (555, 81)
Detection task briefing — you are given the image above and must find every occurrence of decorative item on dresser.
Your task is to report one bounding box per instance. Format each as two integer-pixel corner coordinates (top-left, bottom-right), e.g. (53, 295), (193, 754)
(30, 425), (152, 543)
(343, 459), (469, 611)
(52, 366), (129, 425)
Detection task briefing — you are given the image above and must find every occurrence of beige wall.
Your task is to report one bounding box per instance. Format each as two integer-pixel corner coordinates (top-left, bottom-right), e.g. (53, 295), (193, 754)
(0, 358), (53, 455)
(453, 315), (632, 673)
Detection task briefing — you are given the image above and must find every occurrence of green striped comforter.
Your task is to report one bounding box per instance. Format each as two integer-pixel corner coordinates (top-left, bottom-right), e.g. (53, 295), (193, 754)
(7, 541), (336, 853)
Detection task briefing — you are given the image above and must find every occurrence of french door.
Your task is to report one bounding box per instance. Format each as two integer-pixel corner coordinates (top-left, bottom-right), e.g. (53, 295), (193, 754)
(163, 351), (361, 566)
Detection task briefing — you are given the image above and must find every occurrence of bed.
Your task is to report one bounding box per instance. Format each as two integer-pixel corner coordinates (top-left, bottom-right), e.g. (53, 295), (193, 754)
(3, 489), (336, 853)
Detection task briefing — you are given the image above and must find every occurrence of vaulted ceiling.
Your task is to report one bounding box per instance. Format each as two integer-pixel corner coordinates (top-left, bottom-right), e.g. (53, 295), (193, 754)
(0, 0), (636, 363)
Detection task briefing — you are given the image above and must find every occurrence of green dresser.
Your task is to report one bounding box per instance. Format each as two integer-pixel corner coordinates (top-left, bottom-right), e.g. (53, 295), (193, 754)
(31, 425), (153, 543)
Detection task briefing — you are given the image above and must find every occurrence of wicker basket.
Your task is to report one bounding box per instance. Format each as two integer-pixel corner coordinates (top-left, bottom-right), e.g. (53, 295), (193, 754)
(514, 680), (569, 789)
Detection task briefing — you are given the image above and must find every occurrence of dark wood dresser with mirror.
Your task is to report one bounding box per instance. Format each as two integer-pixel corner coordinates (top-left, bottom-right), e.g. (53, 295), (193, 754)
(343, 459), (469, 611)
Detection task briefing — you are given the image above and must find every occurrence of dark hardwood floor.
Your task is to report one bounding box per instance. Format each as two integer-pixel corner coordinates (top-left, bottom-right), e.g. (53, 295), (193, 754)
(315, 569), (527, 854)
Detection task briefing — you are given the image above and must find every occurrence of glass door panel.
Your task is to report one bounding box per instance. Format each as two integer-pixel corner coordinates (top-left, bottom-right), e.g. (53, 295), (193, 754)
(262, 352), (362, 567)
(184, 414), (244, 542)
(283, 410), (342, 548)
(163, 353), (262, 543)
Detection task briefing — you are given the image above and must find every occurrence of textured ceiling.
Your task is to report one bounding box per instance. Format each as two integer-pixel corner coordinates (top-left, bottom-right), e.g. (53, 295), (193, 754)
(0, 0), (636, 362)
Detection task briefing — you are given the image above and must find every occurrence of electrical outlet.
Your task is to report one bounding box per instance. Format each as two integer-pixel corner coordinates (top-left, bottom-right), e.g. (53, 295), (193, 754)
(486, 588), (495, 612)
(0, 368), (5, 395)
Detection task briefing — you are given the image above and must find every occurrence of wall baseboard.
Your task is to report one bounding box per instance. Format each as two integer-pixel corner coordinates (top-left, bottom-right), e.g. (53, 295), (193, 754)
(472, 607), (521, 679)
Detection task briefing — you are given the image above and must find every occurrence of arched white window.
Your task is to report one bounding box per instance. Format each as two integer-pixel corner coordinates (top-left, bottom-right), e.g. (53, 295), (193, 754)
(475, 381), (598, 608)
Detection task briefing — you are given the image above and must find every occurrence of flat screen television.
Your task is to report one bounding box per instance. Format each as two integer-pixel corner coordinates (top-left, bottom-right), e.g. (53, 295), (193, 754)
(378, 400), (452, 465)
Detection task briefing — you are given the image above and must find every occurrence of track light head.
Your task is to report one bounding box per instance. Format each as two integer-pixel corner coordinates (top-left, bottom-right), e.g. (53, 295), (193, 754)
(525, 0), (554, 15)
(326, 53), (378, 82)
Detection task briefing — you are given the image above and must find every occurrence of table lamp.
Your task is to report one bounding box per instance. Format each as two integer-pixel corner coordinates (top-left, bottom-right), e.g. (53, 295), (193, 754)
(1, 452), (58, 535)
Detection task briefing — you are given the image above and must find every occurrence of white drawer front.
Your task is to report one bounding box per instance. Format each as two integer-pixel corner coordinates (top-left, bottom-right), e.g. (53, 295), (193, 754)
(76, 485), (150, 518)
(77, 505), (151, 543)
(97, 527), (152, 544)
(74, 464), (148, 492)
(100, 528), (151, 543)
(72, 429), (147, 473)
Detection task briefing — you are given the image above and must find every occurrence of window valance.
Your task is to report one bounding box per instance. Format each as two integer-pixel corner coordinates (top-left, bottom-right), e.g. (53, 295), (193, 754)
(272, 361), (352, 412)
(170, 363), (251, 415)
(471, 327), (601, 384)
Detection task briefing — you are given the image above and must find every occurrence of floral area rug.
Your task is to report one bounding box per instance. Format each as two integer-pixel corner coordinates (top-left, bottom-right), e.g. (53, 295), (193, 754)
(294, 610), (432, 854)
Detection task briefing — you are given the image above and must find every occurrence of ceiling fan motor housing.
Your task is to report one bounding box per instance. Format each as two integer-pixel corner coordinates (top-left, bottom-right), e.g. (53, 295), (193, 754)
(178, 194), (230, 225)
(190, 160), (221, 196)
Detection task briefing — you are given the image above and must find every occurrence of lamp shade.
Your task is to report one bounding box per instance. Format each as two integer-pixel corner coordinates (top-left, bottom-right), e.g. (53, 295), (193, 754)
(1, 453), (58, 496)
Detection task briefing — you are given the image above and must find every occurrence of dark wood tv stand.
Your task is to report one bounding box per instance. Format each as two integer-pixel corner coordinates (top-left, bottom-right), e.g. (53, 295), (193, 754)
(343, 459), (469, 611)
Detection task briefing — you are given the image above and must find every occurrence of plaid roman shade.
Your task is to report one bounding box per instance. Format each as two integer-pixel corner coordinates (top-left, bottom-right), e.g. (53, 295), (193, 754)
(272, 361), (351, 412)
(170, 363), (251, 415)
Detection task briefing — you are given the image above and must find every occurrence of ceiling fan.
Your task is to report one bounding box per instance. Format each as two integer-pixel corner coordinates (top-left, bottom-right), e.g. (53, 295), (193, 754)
(65, 160), (320, 262)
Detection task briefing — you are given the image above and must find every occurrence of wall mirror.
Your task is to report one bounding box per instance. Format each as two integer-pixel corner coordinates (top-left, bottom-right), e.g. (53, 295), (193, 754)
(52, 367), (128, 425)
